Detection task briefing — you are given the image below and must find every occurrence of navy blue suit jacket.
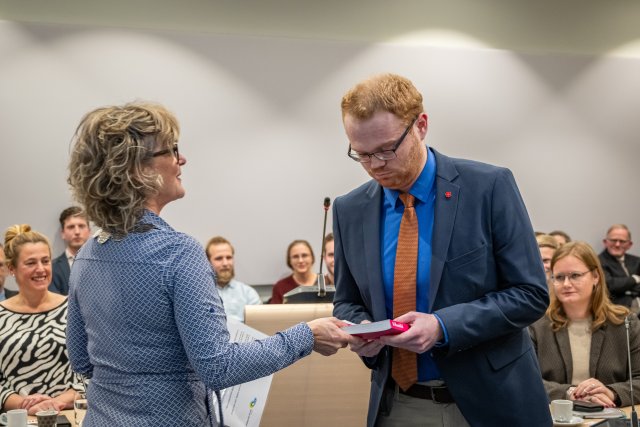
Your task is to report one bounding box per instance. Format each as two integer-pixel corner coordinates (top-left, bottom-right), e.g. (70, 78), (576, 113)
(599, 250), (640, 307)
(49, 252), (71, 295)
(333, 149), (551, 427)
(3, 288), (18, 298)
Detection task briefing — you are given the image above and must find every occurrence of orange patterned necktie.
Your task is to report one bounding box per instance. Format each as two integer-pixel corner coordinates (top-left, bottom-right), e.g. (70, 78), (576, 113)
(391, 193), (418, 391)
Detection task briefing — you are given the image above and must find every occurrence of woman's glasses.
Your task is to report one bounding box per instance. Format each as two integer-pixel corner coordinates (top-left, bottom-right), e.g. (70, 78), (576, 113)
(151, 143), (180, 162)
(551, 269), (594, 285)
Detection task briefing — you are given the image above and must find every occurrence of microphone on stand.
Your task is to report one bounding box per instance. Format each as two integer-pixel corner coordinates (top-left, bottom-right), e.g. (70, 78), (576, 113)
(626, 315), (639, 427)
(316, 197), (331, 297)
(283, 197), (336, 304)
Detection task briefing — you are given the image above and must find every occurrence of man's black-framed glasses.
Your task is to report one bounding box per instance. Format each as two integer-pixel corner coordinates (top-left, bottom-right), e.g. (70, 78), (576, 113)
(151, 143), (180, 162)
(347, 116), (418, 163)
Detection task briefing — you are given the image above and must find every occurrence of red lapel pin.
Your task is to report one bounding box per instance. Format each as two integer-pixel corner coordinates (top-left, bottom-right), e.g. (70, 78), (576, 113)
(445, 191), (452, 199)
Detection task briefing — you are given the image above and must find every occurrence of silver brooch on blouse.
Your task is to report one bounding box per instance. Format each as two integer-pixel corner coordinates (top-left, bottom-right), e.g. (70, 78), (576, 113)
(95, 229), (111, 244)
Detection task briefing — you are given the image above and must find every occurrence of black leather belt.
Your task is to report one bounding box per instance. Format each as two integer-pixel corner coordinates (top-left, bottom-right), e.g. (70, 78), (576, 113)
(399, 384), (455, 404)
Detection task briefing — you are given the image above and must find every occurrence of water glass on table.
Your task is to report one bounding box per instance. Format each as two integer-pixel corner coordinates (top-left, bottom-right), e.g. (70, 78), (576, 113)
(74, 392), (88, 427)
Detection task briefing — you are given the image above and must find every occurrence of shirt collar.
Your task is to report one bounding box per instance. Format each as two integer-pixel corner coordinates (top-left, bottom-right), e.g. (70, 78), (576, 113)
(383, 146), (436, 207)
(140, 209), (172, 230)
(217, 278), (237, 289)
(93, 210), (170, 244)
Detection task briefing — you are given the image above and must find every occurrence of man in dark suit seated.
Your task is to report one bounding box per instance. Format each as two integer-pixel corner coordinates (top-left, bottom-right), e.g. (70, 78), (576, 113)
(0, 244), (18, 300)
(599, 224), (640, 309)
(333, 73), (551, 427)
(49, 206), (90, 295)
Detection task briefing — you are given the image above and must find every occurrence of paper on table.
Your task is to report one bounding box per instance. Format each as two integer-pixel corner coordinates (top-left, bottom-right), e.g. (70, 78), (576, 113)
(575, 407), (626, 419)
(212, 320), (273, 427)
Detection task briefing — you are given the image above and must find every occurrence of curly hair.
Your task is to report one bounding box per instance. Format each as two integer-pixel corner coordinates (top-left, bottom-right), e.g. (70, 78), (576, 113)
(547, 241), (629, 332)
(3, 224), (51, 268)
(68, 102), (180, 237)
(341, 73), (424, 125)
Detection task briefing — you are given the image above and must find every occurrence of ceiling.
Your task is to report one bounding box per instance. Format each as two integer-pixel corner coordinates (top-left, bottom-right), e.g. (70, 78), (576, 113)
(1, 0), (640, 56)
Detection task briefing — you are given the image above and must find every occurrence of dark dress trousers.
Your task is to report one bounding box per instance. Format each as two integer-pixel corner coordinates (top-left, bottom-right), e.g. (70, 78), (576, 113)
(333, 149), (552, 427)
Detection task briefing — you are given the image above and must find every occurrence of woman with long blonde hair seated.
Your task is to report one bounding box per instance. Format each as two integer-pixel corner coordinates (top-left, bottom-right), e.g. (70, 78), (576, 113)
(530, 241), (640, 407)
(0, 225), (79, 415)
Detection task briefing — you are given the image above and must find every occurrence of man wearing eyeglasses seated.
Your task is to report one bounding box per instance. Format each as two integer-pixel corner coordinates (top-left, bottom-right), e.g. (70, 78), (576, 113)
(598, 224), (640, 310)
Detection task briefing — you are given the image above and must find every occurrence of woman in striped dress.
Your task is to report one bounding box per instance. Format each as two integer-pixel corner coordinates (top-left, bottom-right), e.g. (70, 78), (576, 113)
(0, 225), (79, 415)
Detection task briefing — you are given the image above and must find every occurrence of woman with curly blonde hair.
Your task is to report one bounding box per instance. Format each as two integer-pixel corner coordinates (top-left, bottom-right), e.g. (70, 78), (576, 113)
(65, 101), (351, 426)
(0, 225), (79, 415)
(530, 241), (640, 408)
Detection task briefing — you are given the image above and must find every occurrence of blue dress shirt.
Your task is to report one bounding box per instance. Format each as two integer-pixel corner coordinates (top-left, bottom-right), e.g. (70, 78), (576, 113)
(381, 147), (441, 381)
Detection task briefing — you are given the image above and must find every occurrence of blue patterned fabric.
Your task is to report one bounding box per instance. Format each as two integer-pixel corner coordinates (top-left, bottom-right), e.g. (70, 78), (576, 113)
(66, 210), (314, 426)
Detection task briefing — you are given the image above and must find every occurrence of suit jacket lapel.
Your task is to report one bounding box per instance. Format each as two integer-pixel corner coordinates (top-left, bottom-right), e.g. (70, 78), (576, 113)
(590, 327), (606, 377)
(362, 182), (388, 321)
(556, 328), (573, 382)
(429, 150), (459, 312)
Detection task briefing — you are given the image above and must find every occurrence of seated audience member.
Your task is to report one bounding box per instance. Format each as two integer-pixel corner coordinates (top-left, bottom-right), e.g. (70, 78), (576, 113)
(530, 241), (640, 408)
(270, 239), (317, 304)
(0, 243), (17, 300)
(323, 233), (335, 286)
(49, 206), (90, 295)
(206, 236), (261, 322)
(0, 225), (79, 415)
(537, 234), (559, 283)
(549, 230), (571, 247)
(598, 224), (640, 309)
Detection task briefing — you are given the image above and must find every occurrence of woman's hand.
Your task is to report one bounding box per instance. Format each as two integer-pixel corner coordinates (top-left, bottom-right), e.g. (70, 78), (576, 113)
(20, 393), (51, 410)
(306, 317), (353, 356)
(573, 378), (617, 407)
(27, 398), (67, 415)
(586, 392), (616, 408)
